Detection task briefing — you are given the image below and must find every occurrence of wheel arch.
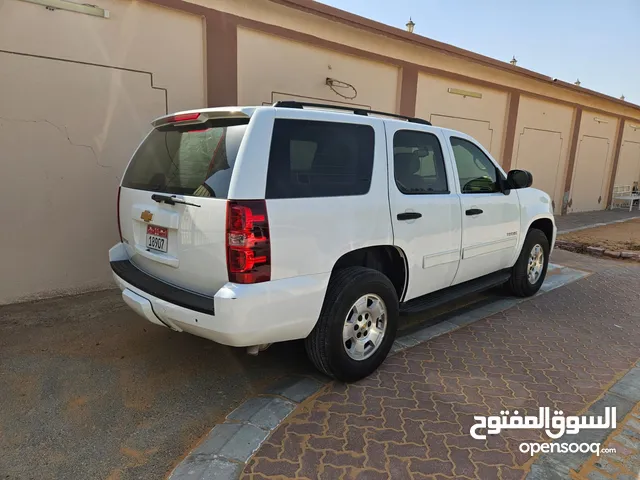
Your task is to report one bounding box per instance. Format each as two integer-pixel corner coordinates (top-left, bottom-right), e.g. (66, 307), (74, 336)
(529, 217), (555, 249)
(331, 245), (408, 302)
(511, 214), (556, 266)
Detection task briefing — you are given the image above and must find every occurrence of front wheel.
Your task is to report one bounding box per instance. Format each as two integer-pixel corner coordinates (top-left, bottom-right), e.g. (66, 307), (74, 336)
(506, 228), (550, 297)
(305, 267), (398, 382)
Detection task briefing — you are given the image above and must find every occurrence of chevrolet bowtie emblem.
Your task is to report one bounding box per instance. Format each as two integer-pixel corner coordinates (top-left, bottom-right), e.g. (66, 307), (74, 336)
(140, 210), (153, 223)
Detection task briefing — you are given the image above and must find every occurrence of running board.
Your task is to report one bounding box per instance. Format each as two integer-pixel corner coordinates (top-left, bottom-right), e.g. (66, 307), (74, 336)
(399, 270), (512, 315)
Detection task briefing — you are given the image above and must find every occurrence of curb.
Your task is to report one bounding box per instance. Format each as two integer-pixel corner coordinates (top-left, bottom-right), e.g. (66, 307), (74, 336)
(557, 215), (640, 234)
(555, 240), (640, 262)
(526, 360), (640, 480)
(168, 263), (590, 480)
(168, 376), (327, 479)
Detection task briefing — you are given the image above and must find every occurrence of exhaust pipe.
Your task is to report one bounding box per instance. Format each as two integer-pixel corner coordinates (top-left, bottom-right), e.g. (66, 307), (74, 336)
(246, 343), (272, 356)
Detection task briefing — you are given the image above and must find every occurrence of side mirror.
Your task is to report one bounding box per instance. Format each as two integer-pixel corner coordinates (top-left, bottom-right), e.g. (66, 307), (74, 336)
(507, 169), (533, 189)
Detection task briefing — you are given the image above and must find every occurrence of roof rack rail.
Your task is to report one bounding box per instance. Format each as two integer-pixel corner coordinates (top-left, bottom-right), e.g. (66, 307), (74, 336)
(273, 100), (432, 126)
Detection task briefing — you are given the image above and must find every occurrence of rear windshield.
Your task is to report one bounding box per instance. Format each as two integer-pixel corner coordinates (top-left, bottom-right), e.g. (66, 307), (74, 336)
(122, 118), (249, 198)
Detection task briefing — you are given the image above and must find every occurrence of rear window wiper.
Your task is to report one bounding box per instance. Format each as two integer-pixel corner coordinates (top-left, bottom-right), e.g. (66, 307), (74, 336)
(151, 194), (201, 207)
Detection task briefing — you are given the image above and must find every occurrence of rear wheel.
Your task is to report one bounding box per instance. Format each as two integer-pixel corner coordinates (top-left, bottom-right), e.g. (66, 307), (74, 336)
(506, 228), (550, 297)
(305, 267), (398, 382)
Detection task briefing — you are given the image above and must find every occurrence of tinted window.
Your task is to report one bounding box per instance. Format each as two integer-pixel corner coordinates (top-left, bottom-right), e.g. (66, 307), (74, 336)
(393, 130), (449, 194)
(450, 137), (501, 193)
(122, 118), (248, 198)
(266, 119), (375, 199)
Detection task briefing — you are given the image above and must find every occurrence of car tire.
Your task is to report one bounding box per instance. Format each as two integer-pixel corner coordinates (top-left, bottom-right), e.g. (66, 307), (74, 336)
(305, 267), (398, 382)
(506, 228), (550, 297)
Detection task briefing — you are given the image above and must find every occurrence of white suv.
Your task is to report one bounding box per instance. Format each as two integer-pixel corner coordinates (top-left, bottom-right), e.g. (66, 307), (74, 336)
(109, 101), (556, 381)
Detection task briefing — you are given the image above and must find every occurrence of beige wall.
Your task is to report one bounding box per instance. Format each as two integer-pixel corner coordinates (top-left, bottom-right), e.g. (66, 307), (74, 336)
(568, 112), (619, 213)
(188, 0), (640, 121)
(415, 74), (508, 160)
(615, 123), (640, 186)
(2, 0), (640, 304)
(236, 28), (400, 112)
(511, 96), (574, 213)
(0, 0), (206, 304)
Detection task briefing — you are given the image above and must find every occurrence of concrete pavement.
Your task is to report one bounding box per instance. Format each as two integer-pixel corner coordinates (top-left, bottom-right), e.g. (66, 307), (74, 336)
(555, 209), (640, 233)
(0, 291), (313, 480)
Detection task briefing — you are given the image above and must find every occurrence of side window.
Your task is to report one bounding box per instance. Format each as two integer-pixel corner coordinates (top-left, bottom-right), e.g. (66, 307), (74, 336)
(266, 119), (375, 199)
(450, 137), (501, 193)
(393, 130), (449, 194)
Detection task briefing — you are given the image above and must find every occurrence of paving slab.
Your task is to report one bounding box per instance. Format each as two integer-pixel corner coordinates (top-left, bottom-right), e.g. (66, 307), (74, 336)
(241, 251), (640, 480)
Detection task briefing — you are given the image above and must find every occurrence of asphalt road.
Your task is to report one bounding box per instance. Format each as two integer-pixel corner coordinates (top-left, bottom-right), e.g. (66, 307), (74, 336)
(0, 285), (495, 480)
(0, 290), (315, 480)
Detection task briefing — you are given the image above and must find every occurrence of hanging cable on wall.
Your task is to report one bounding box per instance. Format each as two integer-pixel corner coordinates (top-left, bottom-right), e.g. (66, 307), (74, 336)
(325, 77), (358, 100)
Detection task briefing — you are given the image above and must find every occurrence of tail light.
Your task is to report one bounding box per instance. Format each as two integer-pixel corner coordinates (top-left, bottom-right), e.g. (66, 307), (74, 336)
(117, 186), (123, 242)
(226, 200), (271, 284)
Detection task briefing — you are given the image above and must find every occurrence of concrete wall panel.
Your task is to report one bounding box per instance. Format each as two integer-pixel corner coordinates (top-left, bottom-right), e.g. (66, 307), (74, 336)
(0, 0), (205, 304)
(615, 123), (640, 186)
(236, 28), (400, 112)
(186, 0), (640, 121)
(569, 112), (619, 213)
(512, 97), (574, 212)
(415, 73), (508, 160)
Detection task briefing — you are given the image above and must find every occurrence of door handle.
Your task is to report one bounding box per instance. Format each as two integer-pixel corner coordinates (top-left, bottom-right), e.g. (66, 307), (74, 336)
(397, 212), (422, 221)
(465, 208), (483, 216)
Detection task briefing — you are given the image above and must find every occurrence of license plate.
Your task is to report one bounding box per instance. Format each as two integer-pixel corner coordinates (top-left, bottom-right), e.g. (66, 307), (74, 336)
(146, 225), (168, 253)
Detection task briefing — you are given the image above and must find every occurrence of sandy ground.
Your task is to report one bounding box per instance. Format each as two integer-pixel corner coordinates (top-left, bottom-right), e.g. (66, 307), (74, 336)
(559, 218), (640, 251)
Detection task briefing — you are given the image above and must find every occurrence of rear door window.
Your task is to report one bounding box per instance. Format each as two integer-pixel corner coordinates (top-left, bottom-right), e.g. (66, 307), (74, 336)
(393, 130), (449, 194)
(122, 118), (249, 198)
(266, 119), (375, 199)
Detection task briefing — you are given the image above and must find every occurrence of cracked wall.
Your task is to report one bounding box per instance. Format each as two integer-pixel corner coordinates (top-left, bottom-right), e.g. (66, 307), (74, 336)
(0, 0), (206, 304)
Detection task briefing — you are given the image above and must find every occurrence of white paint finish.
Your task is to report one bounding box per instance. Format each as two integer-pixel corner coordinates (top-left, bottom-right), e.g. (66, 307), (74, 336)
(384, 122), (462, 301)
(109, 105), (558, 350)
(121, 289), (166, 328)
(111, 254), (330, 347)
(422, 249), (460, 269)
(228, 109), (274, 200)
(512, 188), (556, 264)
(440, 129), (521, 284)
(119, 188), (229, 296)
(453, 192), (521, 283)
(391, 194), (462, 300)
(463, 237), (518, 259)
(266, 109), (392, 280)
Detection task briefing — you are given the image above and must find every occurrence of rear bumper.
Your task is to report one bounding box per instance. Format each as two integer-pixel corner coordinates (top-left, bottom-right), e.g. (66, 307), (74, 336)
(109, 243), (329, 347)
